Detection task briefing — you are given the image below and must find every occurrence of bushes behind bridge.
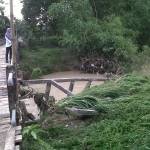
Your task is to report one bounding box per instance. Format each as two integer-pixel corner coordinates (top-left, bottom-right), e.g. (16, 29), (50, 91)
(31, 67), (42, 79)
(18, 0), (150, 77)
(20, 47), (78, 79)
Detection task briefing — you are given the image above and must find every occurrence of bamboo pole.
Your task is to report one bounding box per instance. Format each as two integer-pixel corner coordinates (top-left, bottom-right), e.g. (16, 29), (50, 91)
(9, 0), (18, 124)
(10, 0), (16, 65)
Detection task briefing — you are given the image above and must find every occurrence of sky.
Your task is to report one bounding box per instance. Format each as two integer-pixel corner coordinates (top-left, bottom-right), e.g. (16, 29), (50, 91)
(4, 0), (23, 19)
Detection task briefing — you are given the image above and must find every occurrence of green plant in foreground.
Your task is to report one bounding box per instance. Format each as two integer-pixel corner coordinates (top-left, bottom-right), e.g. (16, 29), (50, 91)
(22, 125), (56, 150)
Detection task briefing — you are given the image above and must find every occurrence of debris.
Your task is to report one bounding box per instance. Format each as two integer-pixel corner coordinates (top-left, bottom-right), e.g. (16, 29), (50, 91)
(65, 107), (98, 118)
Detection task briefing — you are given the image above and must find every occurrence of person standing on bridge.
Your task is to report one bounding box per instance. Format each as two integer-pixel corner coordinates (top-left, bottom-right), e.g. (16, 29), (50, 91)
(5, 28), (12, 63)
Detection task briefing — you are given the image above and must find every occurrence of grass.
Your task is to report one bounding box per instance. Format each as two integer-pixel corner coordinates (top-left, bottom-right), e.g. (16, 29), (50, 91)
(20, 47), (77, 78)
(22, 74), (150, 150)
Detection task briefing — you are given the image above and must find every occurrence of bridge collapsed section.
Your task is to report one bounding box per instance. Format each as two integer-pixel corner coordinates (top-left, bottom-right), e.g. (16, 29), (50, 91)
(18, 77), (109, 123)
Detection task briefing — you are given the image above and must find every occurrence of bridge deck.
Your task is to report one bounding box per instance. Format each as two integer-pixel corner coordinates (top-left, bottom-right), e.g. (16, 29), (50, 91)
(0, 46), (11, 150)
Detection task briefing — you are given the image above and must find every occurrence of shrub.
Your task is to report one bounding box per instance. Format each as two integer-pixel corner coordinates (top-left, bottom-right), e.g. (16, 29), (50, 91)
(31, 67), (42, 79)
(20, 47), (77, 78)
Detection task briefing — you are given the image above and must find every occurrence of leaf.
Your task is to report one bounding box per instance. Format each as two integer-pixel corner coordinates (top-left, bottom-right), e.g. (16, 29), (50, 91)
(31, 131), (37, 140)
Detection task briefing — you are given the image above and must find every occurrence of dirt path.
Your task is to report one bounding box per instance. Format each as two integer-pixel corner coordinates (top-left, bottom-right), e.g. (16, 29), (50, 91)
(30, 71), (105, 101)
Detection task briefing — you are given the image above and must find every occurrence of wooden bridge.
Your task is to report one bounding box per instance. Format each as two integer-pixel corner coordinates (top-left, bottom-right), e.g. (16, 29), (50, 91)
(0, 46), (21, 150)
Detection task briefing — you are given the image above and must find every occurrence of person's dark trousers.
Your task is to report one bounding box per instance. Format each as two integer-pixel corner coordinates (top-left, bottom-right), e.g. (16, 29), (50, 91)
(6, 46), (12, 63)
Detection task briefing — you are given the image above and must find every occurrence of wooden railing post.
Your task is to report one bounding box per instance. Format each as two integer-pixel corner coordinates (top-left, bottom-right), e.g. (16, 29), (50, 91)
(6, 65), (18, 121)
(69, 81), (75, 92)
(84, 80), (92, 90)
(45, 82), (51, 101)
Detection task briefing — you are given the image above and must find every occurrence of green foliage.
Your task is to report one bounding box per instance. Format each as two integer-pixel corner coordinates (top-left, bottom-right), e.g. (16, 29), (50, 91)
(0, 0), (4, 15)
(90, 0), (150, 47)
(48, 1), (137, 69)
(20, 0), (150, 72)
(131, 46), (150, 75)
(22, 0), (53, 26)
(23, 125), (41, 140)
(0, 0), (10, 38)
(20, 47), (77, 77)
(22, 125), (55, 150)
(31, 67), (42, 79)
(58, 96), (99, 109)
(22, 75), (150, 149)
(0, 16), (9, 38)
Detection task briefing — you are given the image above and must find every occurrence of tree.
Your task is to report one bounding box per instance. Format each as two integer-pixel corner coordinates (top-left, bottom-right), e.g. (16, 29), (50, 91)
(21, 0), (59, 36)
(0, 0), (4, 15)
(0, 0), (10, 38)
(48, 0), (137, 67)
(90, 0), (150, 47)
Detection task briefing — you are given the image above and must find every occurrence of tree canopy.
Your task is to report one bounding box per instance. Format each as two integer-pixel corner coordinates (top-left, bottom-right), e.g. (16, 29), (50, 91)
(20, 0), (150, 71)
(0, 0), (4, 15)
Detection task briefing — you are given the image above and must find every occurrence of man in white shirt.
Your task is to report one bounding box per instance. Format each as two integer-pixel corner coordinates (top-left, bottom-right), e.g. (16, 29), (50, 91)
(5, 28), (12, 63)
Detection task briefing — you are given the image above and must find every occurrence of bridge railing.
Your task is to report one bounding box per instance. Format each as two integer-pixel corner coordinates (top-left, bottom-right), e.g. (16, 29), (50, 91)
(6, 65), (18, 125)
(21, 77), (109, 98)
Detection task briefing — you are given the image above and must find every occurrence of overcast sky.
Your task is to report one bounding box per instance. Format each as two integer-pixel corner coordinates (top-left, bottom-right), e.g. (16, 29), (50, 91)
(4, 0), (23, 19)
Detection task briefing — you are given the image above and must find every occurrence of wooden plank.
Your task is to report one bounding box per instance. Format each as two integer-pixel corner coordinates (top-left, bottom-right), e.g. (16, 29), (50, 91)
(0, 98), (9, 102)
(15, 145), (20, 150)
(0, 93), (8, 96)
(0, 102), (9, 105)
(15, 130), (21, 136)
(0, 124), (10, 132)
(0, 92), (8, 94)
(0, 105), (9, 109)
(69, 81), (75, 92)
(45, 82), (51, 101)
(50, 80), (73, 96)
(15, 135), (22, 144)
(15, 126), (22, 136)
(0, 100), (9, 104)
(0, 80), (6, 84)
(0, 104), (9, 108)
(0, 102), (9, 106)
(84, 80), (92, 90)
(4, 127), (15, 150)
(0, 118), (10, 125)
(0, 100), (9, 103)
(15, 126), (22, 132)
(0, 106), (9, 110)
(0, 98), (8, 102)
(0, 102), (9, 108)
(0, 129), (9, 134)
(22, 77), (108, 84)
(0, 112), (10, 118)
(0, 124), (10, 129)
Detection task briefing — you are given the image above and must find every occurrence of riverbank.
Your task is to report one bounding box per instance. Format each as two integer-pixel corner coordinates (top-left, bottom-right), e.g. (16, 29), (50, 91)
(22, 74), (150, 150)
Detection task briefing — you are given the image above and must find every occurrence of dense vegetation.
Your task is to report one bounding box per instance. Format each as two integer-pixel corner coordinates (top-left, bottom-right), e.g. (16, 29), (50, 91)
(22, 74), (150, 149)
(20, 47), (77, 78)
(17, 0), (150, 76)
